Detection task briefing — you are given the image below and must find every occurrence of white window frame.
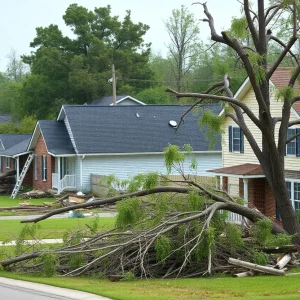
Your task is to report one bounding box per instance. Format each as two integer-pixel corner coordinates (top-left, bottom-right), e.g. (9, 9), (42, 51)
(232, 127), (241, 152)
(34, 154), (38, 181)
(5, 157), (10, 169)
(286, 128), (297, 156)
(42, 155), (47, 181)
(286, 180), (300, 213)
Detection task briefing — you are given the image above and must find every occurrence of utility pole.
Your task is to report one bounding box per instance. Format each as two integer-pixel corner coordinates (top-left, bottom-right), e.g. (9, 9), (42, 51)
(112, 63), (117, 105)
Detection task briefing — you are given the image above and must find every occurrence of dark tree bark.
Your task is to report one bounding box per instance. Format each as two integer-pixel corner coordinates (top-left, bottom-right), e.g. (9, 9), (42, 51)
(167, 1), (300, 243)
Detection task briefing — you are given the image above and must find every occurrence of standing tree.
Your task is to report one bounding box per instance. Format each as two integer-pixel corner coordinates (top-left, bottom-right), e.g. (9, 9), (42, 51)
(164, 5), (201, 92)
(167, 1), (300, 242)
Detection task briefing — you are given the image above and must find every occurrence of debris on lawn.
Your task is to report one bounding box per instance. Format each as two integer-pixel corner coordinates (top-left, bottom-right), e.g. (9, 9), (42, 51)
(20, 189), (55, 199)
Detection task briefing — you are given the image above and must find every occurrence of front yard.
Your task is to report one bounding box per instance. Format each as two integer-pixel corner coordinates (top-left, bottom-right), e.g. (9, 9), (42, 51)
(0, 270), (300, 300)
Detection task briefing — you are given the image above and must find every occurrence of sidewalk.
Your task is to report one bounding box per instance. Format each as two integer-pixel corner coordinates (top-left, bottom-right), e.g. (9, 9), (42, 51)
(0, 212), (117, 221)
(0, 276), (112, 299)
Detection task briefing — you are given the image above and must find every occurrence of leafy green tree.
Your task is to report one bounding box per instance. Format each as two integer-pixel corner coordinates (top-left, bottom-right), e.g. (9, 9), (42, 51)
(20, 4), (153, 119)
(164, 6), (201, 92)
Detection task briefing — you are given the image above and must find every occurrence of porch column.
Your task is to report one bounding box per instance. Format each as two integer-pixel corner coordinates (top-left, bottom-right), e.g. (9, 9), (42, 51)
(57, 157), (61, 194)
(16, 157), (20, 181)
(243, 178), (249, 207)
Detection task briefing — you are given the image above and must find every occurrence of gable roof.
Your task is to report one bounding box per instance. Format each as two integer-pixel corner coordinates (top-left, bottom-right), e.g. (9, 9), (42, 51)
(28, 121), (76, 155)
(57, 104), (222, 155)
(90, 95), (145, 106)
(220, 67), (300, 117)
(0, 114), (11, 124)
(0, 134), (31, 157)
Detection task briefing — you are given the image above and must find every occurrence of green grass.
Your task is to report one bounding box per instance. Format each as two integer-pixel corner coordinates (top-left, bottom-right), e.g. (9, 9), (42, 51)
(0, 217), (116, 240)
(0, 195), (55, 207)
(0, 271), (299, 300)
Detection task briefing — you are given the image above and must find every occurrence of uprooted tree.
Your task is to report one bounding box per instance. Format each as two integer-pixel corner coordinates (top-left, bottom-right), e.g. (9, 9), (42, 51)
(166, 0), (300, 243)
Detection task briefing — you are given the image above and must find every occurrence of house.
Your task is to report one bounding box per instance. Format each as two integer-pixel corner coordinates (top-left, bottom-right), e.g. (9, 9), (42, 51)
(0, 134), (33, 186)
(208, 67), (300, 219)
(90, 95), (145, 106)
(18, 104), (222, 195)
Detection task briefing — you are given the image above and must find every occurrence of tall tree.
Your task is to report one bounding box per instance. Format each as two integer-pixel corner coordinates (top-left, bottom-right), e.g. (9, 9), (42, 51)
(167, 1), (300, 243)
(6, 49), (28, 82)
(164, 5), (201, 92)
(20, 4), (153, 119)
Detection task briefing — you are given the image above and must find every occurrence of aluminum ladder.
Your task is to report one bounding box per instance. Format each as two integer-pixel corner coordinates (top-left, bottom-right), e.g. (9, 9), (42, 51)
(11, 153), (34, 199)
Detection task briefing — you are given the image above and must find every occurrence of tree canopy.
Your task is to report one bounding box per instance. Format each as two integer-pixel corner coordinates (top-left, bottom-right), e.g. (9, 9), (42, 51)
(16, 4), (154, 119)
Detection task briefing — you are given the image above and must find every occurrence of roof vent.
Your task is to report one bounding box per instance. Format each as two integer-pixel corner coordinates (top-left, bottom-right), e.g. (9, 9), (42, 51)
(136, 113), (140, 118)
(169, 120), (177, 128)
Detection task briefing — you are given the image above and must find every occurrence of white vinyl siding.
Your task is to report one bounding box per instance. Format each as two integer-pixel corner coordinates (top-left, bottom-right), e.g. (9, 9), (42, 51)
(78, 153), (222, 192)
(223, 86), (300, 170)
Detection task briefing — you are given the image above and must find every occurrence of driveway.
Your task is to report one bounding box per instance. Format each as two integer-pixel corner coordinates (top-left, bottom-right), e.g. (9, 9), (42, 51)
(0, 277), (111, 300)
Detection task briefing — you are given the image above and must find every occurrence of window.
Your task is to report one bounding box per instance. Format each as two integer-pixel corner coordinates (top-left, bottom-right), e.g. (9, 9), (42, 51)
(5, 157), (10, 169)
(42, 155), (47, 181)
(229, 126), (244, 153)
(286, 128), (300, 156)
(285, 181), (300, 213)
(34, 155), (38, 180)
(0, 157), (2, 173)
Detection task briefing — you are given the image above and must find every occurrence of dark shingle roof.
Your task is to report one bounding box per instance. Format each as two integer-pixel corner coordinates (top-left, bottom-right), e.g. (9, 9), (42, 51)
(0, 134), (31, 157)
(39, 120), (75, 155)
(63, 105), (222, 154)
(0, 114), (11, 124)
(90, 95), (130, 106)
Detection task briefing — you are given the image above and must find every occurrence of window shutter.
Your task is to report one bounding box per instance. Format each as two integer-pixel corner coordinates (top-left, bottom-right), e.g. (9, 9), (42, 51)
(229, 126), (232, 152)
(44, 156), (47, 181)
(296, 128), (300, 157)
(240, 128), (244, 153)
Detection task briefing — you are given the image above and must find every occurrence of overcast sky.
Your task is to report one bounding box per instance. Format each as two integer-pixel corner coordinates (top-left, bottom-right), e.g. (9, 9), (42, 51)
(0, 0), (241, 71)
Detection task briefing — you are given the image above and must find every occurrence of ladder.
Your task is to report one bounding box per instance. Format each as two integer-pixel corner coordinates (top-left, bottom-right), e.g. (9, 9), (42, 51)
(11, 153), (34, 199)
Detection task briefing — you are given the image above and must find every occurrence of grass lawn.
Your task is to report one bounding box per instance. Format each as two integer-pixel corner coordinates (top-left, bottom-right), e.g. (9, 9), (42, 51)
(0, 271), (299, 300)
(0, 217), (116, 240)
(0, 195), (55, 207)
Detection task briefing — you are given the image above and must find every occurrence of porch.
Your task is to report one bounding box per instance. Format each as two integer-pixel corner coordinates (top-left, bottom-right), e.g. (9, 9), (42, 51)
(51, 157), (76, 194)
(208, 163), (278, 223)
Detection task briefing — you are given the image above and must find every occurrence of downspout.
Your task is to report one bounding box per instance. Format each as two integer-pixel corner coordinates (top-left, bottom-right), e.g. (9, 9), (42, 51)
(80, 155), (85, 191)
(57, 157), (61, 195)
(16, 157), (19, 182)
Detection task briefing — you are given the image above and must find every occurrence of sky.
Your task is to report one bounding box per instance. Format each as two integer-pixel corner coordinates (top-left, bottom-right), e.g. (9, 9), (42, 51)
(0, 0), (241, 71)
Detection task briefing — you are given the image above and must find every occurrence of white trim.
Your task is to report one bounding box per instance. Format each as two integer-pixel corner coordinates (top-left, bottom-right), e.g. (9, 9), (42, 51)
(291, 106), (300, 119)
(57, 105), (66, 121)
(27, 121), (40, 151)
(64, 116), (78, 154)
(206, 172), (265, 179)
(109, 96), (146, 106)
(48, 151), (222, 157)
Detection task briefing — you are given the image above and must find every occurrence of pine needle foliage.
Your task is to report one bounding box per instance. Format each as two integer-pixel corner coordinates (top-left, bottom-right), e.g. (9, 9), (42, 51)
(229, 17), (248, 38)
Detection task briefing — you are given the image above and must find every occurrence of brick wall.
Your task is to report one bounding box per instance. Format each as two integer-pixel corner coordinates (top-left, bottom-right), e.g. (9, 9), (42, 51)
(222, 176), (228, 192)
(1, 157), (15, 174)
(239, 178), (244, 198)
(32, 134), (54, 190)
(20, 154), (33, 187)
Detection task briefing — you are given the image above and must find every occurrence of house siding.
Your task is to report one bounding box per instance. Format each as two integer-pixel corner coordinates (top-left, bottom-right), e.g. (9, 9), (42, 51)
(79, 153), (222, 192)
(32, 134), (54, 190)
(223, 87), (300, 171)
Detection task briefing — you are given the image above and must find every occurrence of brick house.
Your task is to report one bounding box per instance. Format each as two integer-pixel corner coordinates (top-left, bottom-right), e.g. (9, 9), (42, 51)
(208, 67), (300, 221)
